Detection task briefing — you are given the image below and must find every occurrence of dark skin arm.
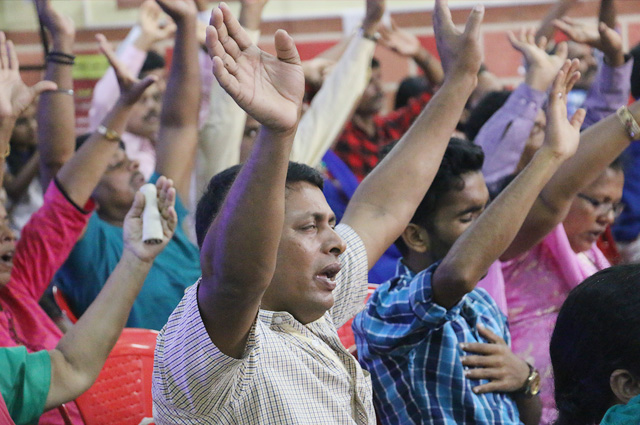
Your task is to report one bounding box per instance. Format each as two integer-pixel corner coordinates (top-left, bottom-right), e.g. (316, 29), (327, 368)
(198, 4), (304, 359)
(154, 0), (201, 203)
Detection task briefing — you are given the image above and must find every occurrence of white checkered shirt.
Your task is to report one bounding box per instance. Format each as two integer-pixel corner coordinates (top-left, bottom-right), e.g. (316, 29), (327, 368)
(153, 223), (374, 424)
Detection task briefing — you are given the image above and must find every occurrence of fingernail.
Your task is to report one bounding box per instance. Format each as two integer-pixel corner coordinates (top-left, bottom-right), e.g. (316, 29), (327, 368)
(464, 369), (470, 376)
(477, 324), (485, 330)
(459, 343), (466, 350)
(473, 387), (479, 393)
(474, 4), (484, 12)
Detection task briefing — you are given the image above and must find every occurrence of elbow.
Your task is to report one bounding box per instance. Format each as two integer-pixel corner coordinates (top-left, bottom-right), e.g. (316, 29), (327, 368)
(435, 260), (479, 296)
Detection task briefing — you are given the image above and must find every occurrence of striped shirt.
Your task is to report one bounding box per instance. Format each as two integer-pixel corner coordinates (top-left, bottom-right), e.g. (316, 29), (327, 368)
(153, 224), (375, 424)
(352, 260), (523, 425)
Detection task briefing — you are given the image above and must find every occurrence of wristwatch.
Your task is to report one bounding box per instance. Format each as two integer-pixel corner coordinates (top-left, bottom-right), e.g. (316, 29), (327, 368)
(516, 363), (541, 398)
(96, 125), (122, 143)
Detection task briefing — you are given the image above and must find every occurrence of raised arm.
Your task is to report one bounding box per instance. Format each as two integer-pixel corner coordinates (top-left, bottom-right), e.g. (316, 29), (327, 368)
(55, 35), (157, 207)
(44, 177), (177, 409)
(35, 0), (76, 189)
(434, 61), (583, 308)
(195, 0), (266, 194)
(379, 18), (444, 88)
(341, 0), (483, 269)
(290, 0), (383, 166)
(89, 0), (176, 129)
(0, 32), (56, 189)
(198, 4), (304, 359)
(154, 0), (200, 202)
(476, 29), (567, 187)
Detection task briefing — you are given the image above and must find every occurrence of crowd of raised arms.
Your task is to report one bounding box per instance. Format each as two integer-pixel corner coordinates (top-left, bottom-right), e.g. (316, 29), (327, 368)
(1, 0), (640, 423)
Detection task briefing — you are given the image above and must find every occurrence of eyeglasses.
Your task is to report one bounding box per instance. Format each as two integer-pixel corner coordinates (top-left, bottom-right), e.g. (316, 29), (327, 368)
(577, 193), (625, 218)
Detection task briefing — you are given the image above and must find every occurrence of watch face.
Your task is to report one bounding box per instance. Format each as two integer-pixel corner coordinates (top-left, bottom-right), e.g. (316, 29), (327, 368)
(530, 371), (541, 396)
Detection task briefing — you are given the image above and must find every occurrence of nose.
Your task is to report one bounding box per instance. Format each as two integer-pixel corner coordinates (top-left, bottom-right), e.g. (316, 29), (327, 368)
(597, 208), (616, 225)
(128, 159), (140, 171)
(327, 228), (347, 257)
(0, 224), (15, 244)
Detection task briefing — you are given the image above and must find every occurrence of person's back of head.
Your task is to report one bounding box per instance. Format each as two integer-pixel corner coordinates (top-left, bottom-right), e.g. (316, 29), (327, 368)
(464, 90), (511, 142)
(195, 162), (324, 248)
(551, 264), (640, 425)
(391, 137), (484, 256)
(139, 50), (166, 79)
(394, 76), (431, 110)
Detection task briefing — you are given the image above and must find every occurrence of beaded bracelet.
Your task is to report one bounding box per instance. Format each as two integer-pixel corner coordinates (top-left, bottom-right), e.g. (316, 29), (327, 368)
(48, 50), (76, 60)
(46, 55), (74, 65)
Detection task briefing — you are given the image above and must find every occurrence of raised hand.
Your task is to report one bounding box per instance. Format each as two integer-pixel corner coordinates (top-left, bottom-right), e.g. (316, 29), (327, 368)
(541, 59), (585, 160)
(96, 34), (158, 106)
(0, 32), (57, 120)
(460, 325), (531, 394)
(239, 0), (270, 31)
(123, 176), (178, 263)
(137, 0), (177, 50)
(302, 57), (335, 87)
(508, 28), (568, 92)
(433, 0), (484, 82)
(379, 19), (422, 58)
(553, 17), (625, 66)
(155, 0), (198, 23)
(34, 0), (75, 47)
(206, 3), (304, 133)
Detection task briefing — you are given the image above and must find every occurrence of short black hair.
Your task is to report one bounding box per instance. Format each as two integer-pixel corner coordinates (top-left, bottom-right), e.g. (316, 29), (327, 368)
(75, 132), (125, 152)
(139, 50), (165, 78)
(393, 137), (485, 255)
(395, 76), (430, 109)
(371, 57), (380, 69)
(195, 161), (324, 248)
(464, 90), (512, 141)
(551, 264), (640, 425)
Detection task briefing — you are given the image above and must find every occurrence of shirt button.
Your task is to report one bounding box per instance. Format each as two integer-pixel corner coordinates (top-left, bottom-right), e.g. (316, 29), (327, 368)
(273, 317), (283, 324)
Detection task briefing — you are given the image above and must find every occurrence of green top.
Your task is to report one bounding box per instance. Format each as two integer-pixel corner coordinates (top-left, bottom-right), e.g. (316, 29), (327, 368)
(0, 347), (51, 425)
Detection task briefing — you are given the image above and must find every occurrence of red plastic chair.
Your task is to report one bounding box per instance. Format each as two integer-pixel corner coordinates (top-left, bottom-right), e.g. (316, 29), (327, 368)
(338, 284), (377, 357)
(52, 285), (78, 324)
(74, 328), (158, 425)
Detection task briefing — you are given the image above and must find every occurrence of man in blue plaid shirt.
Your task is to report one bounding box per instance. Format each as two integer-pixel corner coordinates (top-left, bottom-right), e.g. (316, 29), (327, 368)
(353, 58), (587, 424)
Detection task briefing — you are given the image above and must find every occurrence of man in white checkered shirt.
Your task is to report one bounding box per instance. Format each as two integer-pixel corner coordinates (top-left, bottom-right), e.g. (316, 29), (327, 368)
(152, 0), (485, 423)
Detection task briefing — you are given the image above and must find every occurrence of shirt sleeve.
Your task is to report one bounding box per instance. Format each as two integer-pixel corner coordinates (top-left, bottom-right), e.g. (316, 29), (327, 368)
(581, 56), (634, 129)
(152, 283), (261, 421)
(355, 262), (466, 355)
(475, 83), (546, 187)
(0, 347), (51, 425)
(10, 180), (95, 302)
(195, 28), (261, 196)
(290, 35), (376, 167)
(329, 224), (369, 328)
(88, 43), (147, 130)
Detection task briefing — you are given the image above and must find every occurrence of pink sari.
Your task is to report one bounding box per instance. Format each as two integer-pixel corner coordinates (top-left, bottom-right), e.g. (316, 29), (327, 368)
(502, 224), (609, 424)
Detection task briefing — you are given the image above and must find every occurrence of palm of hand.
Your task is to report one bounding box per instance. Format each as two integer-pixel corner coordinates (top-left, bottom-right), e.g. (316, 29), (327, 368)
(231, 47), (304, 132)
(123, 215), (173, 262)
(156, 0), (198, 20)
(0, 72), (33, 119)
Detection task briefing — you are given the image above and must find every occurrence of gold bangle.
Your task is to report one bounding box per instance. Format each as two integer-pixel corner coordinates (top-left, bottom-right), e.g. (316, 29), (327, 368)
(616, 106), (640, 141)
(96, 125), (121, 143)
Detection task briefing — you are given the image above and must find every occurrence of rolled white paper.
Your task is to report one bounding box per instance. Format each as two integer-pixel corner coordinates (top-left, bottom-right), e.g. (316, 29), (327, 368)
(140, 183), (164, 244)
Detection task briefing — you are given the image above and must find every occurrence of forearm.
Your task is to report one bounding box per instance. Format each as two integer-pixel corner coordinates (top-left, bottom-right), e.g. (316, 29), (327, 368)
(47, 250), (151, 409)
(4, 152), (39, 200)
(436, 147), (565, 306)
(599, 0), (617, 30)
(543, 100), (639, 207)
(239, 1), (266, 31)
(291, 35), (376, 166)
(413, 47), (444, 87)
(56, 100), (133, 206)
(514, 395), (542, 425)
(0, 117), (15, 186)
(155, 14), (200, 198)
(37, 46), (75, 189)
(343, 75), (476, 268)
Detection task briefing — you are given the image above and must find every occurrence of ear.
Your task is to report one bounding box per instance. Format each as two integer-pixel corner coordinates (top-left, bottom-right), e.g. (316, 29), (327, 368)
(401, 223), (430, 254)
(610, 369), (640, 404)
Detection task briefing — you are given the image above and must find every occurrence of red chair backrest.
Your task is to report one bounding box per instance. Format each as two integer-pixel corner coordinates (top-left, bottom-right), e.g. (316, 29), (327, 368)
(338, 284), (377, 356)
(75, 328), (158, 425)
(52, 286), (78, 324)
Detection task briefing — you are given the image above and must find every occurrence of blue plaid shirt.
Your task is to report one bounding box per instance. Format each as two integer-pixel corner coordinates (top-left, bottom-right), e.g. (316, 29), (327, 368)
(352, 260), (522, 425)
